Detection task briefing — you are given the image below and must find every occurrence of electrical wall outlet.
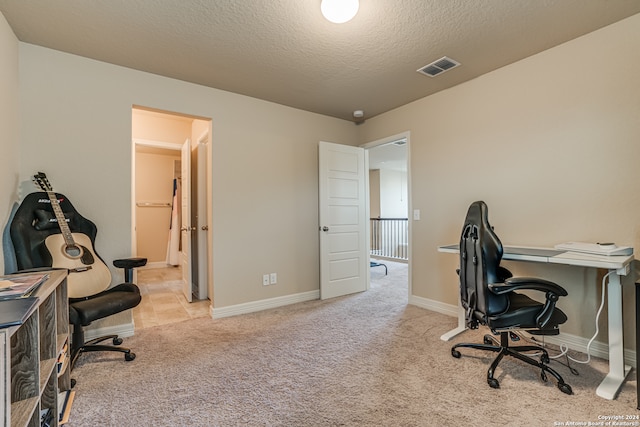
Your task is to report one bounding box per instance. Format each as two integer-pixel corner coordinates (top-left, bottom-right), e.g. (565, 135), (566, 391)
(262, 274), (270, 286)
(270, 273), (277, 284)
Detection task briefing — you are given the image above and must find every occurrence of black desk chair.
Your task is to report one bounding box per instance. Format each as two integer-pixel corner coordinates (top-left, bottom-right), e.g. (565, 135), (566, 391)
(9, 191), (146, 369)
(451, 201), (572, 394)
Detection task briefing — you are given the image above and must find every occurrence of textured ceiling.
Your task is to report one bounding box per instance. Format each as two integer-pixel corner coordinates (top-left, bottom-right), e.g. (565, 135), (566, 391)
(1, 1), (639, 122)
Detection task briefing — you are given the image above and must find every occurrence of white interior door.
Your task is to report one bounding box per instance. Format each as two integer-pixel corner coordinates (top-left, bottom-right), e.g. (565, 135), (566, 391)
(196, 141), (208, 299)
(319, 141), (369, 300)
(181, 138), (193, 302)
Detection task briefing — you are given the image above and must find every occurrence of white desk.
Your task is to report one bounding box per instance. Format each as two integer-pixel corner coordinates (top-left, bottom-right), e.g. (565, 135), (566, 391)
(438, 244), (635, 400)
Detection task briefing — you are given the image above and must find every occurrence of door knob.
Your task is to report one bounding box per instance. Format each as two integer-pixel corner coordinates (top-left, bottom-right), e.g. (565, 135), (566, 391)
(322, 226), (329, 232)
(201, 225), (209, 231)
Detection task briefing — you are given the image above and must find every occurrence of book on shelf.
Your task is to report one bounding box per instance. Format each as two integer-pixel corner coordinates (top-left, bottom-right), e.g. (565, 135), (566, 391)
(58, 390), (75, 425)
(57, 339), (69, 375)
(40, 407), (54, 427)
(0, 272), (49, 300)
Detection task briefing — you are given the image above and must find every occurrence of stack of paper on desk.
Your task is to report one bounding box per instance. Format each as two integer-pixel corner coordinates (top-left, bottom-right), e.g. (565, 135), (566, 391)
(554, 242), (633, 256)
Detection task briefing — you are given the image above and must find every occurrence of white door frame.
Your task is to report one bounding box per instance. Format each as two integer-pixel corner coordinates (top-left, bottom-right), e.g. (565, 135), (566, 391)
(360, 131), (412, 298)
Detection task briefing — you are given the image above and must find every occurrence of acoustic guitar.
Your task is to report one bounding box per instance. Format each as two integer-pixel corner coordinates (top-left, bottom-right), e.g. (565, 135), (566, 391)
(32, 172), (112, 298)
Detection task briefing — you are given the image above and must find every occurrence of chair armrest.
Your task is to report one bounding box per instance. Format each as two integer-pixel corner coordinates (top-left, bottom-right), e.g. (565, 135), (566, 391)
(489, 277), (567, 297)
(113, 257), (147, 270)
(489, 277), (568, 329)
(113, 257), (147, 283)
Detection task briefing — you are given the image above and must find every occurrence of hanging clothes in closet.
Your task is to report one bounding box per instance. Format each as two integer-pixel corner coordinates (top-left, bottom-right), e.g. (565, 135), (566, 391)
(166, 178), (181, 266)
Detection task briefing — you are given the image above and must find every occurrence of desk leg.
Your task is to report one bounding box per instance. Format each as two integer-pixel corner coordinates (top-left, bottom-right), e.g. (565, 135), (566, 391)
(440, 298), (467, 341)
(596, 271), (632, 400)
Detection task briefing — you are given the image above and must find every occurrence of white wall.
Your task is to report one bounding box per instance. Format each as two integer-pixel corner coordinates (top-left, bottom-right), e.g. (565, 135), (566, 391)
(379, 169), (408, 218)
(0, 13), (20, 275)
(16, 42), (358, 314)
(359, 14), (640, 347)
(369, 170), (381, 218)
(132, 108), (194, 144)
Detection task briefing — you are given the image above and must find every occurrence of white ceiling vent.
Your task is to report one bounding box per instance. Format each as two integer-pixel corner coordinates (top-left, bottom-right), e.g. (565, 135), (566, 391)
(417, 57), (461, 77)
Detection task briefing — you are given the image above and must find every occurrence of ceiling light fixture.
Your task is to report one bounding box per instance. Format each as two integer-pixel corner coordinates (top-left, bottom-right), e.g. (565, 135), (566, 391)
(321, 0), (359, 24)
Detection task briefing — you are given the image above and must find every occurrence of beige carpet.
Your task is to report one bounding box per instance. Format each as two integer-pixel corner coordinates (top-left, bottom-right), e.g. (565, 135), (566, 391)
(67, 261), (637, 426)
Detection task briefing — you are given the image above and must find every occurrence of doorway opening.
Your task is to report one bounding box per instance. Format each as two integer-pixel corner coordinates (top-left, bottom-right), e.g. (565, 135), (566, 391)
(363, 132), (410, 298)
(131, 106), (213, 329)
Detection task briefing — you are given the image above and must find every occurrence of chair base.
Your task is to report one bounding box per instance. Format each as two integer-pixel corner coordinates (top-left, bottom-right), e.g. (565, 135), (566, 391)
(370, 261), (387, 275)
(70, 329), (136, 371)
(451, 331), (572, 395)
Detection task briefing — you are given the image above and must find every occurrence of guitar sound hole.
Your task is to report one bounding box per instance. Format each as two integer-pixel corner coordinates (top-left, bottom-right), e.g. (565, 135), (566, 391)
(65, 245), (82, 258)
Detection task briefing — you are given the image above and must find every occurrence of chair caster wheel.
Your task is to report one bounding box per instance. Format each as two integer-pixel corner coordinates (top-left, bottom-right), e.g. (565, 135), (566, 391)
(113, 337), (123, 345)
(125, 352), (136, 361)
(558, 383), (573, 395)
(484, 336), (493, 345)
(488, 378), (500, 389)
(451, 349), (461, 358)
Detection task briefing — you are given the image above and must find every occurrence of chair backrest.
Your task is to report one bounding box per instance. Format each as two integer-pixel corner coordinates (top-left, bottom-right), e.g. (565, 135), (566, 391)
(10, 191), (100, 271)
(458, 201), (509, 327)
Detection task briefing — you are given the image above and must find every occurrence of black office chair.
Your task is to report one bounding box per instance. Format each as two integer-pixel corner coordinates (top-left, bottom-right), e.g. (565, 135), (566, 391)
(451, 201), (572, 394)
(9, 191), (146, 369)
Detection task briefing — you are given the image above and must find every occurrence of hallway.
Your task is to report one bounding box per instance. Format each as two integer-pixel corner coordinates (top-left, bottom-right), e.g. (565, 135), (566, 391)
(132, 266), (210, 329)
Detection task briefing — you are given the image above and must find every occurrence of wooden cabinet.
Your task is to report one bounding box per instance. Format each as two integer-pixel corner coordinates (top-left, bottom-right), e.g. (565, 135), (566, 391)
(1, 270), (70, 427)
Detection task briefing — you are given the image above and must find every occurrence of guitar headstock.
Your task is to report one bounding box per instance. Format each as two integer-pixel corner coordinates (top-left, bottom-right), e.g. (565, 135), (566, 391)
(33, 172), (54, 192)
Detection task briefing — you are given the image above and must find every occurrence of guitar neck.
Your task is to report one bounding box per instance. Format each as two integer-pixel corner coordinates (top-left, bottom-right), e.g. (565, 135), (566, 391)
(45, 190), (76, 247)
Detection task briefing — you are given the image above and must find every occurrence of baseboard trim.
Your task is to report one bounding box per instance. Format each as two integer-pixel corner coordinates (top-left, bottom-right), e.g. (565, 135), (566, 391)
(83, 322), (136, 342)
(409, 294), (459, 318)
(211, 290), (320, 319)
(409, 295), (636, 365)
